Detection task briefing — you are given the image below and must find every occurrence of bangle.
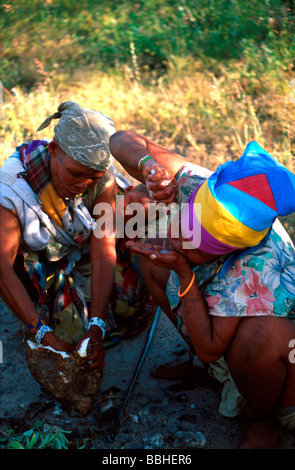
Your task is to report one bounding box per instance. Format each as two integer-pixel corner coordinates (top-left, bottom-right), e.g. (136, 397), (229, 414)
(178, 271), (196, 297)
(35, 324), (53, 344)
(138, 155), (153, 172)
(88, 317), (106, 339)
(27, 317), (46, 334)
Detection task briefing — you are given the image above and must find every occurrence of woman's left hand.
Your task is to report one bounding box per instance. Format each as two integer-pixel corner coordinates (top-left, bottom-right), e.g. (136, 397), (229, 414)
(126, 240), (191, 276)
(75, 326), (105, 372)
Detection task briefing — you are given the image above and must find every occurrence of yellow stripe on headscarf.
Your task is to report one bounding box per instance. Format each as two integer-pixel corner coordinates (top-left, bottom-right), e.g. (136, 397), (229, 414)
(194, 181), (269, 248)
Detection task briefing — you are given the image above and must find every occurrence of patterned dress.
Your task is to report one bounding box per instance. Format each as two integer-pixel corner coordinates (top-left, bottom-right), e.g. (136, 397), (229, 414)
(0, 140), (153, 346)
(166, 162), (295, 343)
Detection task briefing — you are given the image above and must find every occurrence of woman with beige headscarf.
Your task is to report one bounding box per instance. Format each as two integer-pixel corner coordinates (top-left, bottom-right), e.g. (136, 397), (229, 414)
(0, 101), (117, 372)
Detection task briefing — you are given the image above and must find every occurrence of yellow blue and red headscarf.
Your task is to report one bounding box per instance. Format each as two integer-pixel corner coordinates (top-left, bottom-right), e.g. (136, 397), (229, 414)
(181, 141), (295, 255)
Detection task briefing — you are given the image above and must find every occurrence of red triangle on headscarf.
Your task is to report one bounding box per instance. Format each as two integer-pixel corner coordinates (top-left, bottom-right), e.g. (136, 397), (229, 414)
(227, 173), (278, 211)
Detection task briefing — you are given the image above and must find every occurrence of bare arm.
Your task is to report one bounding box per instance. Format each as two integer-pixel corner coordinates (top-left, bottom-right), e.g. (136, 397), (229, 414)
(126, 240), (241, 363)
(110, 130), (187, 204)
(0, 205), (38, 326)
(178, 269), (241, 363)
(75, 180), (117, 370)
(109, 130), (187, 181)
(0, 205), (74, 352)
(90, 180), (117, 321)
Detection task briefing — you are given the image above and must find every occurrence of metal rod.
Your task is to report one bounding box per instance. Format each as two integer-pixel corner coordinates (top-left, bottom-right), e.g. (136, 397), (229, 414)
(107, 306), (162, 442)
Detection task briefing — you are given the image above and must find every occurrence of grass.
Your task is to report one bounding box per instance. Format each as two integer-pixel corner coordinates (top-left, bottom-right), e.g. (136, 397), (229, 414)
(2, 58), (294, 169)
(1, 0), (295, 90)
(0, 420), (74, 449)
(1, 0), (294, 238)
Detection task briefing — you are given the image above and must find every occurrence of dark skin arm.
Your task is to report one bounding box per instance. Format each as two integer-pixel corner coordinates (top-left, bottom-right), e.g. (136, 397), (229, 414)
(110, 130), (186, 180)
(0, 205), (74, 352)
(111, 132), (240, 362)
(75, 180), (117, 371)
(110, 130), (186, 205)
(126, 240), (241, 363)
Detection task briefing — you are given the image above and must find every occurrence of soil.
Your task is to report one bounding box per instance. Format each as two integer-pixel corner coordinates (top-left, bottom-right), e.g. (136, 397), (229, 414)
(1, 298), (295, 452)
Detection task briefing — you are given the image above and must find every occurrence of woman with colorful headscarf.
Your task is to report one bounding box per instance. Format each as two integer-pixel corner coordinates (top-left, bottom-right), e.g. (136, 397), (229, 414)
(110, 130), (295, 449)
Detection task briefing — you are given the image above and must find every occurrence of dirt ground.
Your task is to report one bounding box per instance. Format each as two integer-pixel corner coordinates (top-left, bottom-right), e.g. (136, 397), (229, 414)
(1, 297), (295, 453)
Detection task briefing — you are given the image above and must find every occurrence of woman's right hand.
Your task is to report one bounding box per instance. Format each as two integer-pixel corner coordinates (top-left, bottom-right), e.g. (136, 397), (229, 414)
(126, 240), (191, 276)
(41, 331), (75, 354)
(142, 162), (178, 205)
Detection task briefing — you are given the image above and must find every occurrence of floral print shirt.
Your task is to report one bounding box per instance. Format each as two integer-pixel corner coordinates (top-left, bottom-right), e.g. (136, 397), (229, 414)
(166, 162), (295, 320)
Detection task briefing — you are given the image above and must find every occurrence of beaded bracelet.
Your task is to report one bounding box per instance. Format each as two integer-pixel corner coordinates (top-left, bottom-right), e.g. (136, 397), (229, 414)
(88, 317), (106, 339)
(36, 324), (53, 344)
(138, 155), (153, 172)
(27, 317), (47, 335)
(178, 271), (196, 297)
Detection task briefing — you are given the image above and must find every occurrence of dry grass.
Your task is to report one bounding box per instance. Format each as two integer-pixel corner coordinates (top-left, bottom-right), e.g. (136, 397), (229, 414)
(1, 58), (294, 238)
(2, 59), (294, 166)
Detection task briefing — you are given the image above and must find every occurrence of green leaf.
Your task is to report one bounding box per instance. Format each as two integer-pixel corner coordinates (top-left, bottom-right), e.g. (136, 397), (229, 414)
(10, 441), (24, 449)
(38, 434), (54, 449)
(27, 432), (38, 449)
(33, 420), (43, 430)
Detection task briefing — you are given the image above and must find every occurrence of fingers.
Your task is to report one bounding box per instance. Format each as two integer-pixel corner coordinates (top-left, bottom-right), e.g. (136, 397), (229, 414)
(82, 345), (105, 372)
(145, 165), (170, 181)
(126, 241), (178, 269)
(144, 164), (177, 204)
(74, 328), (105, 371)
(147, 186), (177, 204)
(126, 240), (190, 274)
(128, 241), (162, 250)
(42, 332), (75, 353)
(126, 240), (163, 256)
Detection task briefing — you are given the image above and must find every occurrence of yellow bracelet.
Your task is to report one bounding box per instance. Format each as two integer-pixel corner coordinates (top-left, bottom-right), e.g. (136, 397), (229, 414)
(178, 271), (196, 297)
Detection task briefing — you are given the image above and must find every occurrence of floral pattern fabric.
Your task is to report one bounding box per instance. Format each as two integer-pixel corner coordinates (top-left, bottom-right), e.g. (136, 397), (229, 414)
(167, 163), (295, 324)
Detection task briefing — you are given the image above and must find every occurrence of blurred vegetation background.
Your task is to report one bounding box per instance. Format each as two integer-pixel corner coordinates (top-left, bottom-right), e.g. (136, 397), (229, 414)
(1, 0), (295, 236)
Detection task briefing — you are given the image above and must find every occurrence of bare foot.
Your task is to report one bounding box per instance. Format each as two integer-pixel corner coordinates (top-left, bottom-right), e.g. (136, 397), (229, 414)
(239, 418), (280, 449)
(150, 359), (210, 381)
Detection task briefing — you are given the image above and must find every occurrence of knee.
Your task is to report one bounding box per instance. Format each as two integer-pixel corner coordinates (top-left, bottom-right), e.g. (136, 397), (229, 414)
(225, 318), (275, 366)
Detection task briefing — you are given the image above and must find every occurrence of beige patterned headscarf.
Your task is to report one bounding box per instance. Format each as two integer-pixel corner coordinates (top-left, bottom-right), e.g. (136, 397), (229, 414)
(37, 101), (115, 171)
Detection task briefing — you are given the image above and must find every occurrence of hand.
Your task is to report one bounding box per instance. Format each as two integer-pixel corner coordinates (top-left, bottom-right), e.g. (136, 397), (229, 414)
(42, 331), (75, 354)
(75, 326), (105, 372)
(126, 240), (191, 276)
(142, 163), (178, 205)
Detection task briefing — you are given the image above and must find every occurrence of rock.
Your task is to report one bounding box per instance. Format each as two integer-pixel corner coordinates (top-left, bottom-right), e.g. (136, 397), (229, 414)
(173, 430), (206, 448)
(143, 433), (164, 449)
(25, 339), (102, 416)
(129, 413), (140, 424)
(99, 397), (116, 420)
